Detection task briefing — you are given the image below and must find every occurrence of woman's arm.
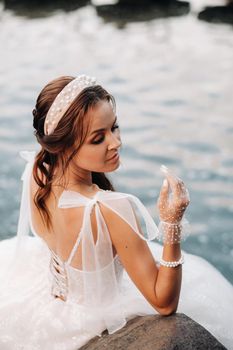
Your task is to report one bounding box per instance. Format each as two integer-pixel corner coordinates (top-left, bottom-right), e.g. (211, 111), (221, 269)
(100, 204), (182, 316)
(100, 168), (189, 316)
(156, 241), (182, 313)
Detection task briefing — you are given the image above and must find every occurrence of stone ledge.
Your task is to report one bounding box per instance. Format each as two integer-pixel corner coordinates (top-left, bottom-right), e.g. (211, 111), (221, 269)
(80, 313), (226, 350)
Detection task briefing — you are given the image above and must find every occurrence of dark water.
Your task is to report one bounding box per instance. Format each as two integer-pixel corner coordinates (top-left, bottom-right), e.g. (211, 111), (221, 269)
(0, 0), (233, 284)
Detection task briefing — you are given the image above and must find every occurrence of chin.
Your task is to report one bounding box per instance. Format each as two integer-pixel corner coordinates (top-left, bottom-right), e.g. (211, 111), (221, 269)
(91, 159), (121, 173)
(106, 162), (121, 172)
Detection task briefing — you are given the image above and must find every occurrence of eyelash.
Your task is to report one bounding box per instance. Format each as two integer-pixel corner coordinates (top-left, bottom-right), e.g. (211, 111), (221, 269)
(92, 124), (120, 145)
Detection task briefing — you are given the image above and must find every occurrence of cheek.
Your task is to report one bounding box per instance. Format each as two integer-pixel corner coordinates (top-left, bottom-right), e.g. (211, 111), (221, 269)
(75, 146), (106, 168)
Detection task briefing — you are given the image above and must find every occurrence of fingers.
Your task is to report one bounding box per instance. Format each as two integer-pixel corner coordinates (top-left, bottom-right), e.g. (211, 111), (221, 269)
(158, 178), (169, 206)
(178, 181), (187, 198)
(160, 165), (179, 181)
(160, 165), (190, 203)
(160, 165), (181, 198)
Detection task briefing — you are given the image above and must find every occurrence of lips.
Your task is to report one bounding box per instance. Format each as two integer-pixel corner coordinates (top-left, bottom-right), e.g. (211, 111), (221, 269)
(107, 152), (119, 161)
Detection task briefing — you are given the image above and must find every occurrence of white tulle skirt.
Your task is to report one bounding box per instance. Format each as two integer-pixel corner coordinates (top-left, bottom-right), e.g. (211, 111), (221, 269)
(0, 236), (232, 350)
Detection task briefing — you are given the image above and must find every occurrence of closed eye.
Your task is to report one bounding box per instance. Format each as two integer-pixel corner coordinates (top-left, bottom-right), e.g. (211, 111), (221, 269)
(92, 124), (120, 145)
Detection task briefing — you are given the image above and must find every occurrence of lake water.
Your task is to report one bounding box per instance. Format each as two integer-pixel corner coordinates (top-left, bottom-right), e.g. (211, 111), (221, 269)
(0, 0), (233, 284)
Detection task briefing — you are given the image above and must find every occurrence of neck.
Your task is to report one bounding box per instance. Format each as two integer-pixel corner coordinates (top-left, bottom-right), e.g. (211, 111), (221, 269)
(53, 163), (94, 191)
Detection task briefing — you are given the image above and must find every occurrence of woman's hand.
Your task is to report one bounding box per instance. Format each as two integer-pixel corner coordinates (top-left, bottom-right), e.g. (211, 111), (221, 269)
(157, 165), (190, 224)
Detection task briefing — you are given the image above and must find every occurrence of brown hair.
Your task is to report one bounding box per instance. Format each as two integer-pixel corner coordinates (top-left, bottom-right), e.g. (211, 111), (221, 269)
(32, 75), (115, 230)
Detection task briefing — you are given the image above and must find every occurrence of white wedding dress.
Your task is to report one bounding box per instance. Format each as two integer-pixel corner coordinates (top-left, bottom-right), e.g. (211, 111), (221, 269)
(0, 151), (233, 350)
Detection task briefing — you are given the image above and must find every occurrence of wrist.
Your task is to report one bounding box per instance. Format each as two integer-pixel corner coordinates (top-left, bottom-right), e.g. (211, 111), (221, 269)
(160, 219), (181, 225)
(162, 242), (181, 260)
(157, 217), (191, 244)
(159, 253), (184, 268)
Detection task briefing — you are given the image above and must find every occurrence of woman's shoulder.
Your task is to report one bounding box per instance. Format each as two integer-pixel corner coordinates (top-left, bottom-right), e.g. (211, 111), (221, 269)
(98, 190), (142, 229)
(99, 189), (157, 241)
(98, 189), (144, 213)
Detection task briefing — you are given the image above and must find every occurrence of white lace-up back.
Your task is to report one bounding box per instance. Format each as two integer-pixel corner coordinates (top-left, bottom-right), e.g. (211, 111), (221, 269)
(49, 248), (69, 301)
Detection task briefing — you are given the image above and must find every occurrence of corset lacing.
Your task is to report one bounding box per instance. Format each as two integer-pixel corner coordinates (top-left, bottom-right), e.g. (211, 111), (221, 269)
(49, 249), (68, 301)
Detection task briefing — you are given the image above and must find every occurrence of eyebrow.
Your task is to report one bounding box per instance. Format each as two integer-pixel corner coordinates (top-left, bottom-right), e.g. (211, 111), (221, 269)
(90, 116), (117, 137)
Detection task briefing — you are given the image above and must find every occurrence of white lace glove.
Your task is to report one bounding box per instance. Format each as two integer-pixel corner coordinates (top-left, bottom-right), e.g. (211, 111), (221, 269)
(156, 165), (191, 244)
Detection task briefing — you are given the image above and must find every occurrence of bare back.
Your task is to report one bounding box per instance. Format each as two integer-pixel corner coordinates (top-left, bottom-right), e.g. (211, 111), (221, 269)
(29, 172), (99, 267)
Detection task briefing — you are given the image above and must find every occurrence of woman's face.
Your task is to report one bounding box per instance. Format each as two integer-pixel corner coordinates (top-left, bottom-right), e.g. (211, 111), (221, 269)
(73, 100), (122, 173)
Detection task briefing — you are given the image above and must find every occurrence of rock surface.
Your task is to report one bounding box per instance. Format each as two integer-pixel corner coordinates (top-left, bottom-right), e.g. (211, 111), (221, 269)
(95, 1), (190, 24)
(198, 5), (233, 24)
(80, 313), (227, 350)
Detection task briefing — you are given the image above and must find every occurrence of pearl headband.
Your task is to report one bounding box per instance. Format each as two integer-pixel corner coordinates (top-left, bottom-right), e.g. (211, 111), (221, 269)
(44, 74), (97, 135)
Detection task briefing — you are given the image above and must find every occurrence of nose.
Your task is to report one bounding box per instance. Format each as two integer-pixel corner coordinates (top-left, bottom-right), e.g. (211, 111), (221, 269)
(107, 132), (122, 151)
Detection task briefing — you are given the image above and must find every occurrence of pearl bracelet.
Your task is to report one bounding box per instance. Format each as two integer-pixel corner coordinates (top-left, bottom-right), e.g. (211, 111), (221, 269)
(159, 253), (184, 268)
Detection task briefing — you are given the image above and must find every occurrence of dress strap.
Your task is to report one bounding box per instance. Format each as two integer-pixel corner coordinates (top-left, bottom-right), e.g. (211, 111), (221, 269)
(66, 231), (83, 265)
(58, 190), (96, 208)
(65, 197), (99, 266)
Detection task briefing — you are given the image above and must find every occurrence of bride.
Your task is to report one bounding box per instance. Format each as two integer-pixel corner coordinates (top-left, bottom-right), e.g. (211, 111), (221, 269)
(0, 75), (232, 350)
